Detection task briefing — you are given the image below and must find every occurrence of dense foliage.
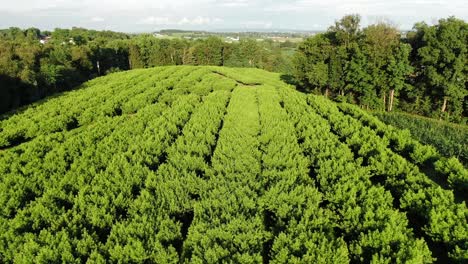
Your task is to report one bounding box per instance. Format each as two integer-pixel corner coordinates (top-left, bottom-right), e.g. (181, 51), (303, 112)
(0, 66), (467, 263)
(292, 15), (467, 124)
(0, 27), (292, 114)
(374, 111), (468, 167)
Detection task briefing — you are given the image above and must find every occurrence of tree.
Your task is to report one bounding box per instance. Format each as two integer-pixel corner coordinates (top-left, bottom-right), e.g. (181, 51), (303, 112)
(6, 27), (25, 40)
(191, 37), (224, 66)
(70, 45), (93, 73)
(167, 39), (189, 65)
(386, 43), (413, 111)
(328, 14), (361, 48)
(417, 17), (468, 121)
(326, 15), (362, 98)
(238, 39), (263, 67)
(327, 45), (347, 97)
(292, 34), (331, 93)
(128, 43), (144, 69)
(362, 22), (401, 110)
(24, 28), (41, 41)
(345, 43), (374, 107)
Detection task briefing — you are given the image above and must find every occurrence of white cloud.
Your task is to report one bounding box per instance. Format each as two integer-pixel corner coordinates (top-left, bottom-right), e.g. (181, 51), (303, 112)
(178, 17), (190, 25)
(266, 0), (465, 16)
(137, 15), (223, 26)
(241, 20), (273, 29)
(218, 0), (250, 7)
(138, 16), (171, 25)
(178, 16), (223, 25)
(179, 16), (207, 25)
(90, 16), (104, 22)
(0, 0), (467, 31)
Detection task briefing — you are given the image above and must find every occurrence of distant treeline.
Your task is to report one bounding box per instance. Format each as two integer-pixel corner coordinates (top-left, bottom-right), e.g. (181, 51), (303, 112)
(0, 27), (293, 114)
(293, 15), (467, 124)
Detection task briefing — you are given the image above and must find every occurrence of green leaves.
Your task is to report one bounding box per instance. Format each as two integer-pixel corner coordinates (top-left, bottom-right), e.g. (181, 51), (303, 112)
(317, 97), (467, 261)
(435, 157), (468, 192)
(0, 66), (465, 262)
(416, 17), (468, 121)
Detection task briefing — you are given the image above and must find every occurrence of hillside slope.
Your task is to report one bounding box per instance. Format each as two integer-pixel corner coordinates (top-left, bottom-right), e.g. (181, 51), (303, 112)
(373, 111), (468, 166)
(0, 66), (467, 263)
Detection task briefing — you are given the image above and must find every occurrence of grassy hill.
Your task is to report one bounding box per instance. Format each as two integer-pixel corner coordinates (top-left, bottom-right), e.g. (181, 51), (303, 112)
(0, 66), (467, 263)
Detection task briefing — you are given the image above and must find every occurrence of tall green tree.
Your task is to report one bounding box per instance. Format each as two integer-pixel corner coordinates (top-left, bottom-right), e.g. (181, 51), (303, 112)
(362, 22), (409, 110)
(327, 45), (347, 97)
(128, 43), (145, 69)
(386, 43), (413, 111)
(417, 17), (468, 121)
(345, 43), (375, 107)
(293, 34), (331, 93)
(192, 37), (224, 66)
(328, 14), (361, 48)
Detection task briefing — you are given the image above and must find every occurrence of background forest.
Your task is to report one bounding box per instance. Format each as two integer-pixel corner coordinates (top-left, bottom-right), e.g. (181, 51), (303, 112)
(0, 15), (467, 124)
(0, 28), (293, 114)
(293, 15), (467, 124)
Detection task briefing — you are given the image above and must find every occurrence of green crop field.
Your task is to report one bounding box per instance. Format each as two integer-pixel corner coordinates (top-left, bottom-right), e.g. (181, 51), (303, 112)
(373, 111), (468, 167)
(0, 66), (467, 263)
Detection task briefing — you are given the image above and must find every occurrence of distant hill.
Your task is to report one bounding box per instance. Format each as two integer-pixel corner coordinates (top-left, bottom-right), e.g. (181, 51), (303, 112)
(0, 66), (466, 263)
(159, 29), (209, 34)
(155, 29), (318, 39)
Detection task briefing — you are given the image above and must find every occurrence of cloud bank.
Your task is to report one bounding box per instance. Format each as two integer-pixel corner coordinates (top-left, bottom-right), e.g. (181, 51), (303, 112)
(0, 0), (466, 32)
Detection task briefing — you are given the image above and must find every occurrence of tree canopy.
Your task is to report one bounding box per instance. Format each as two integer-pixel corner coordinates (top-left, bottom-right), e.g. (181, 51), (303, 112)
(292, 15), (467, 123)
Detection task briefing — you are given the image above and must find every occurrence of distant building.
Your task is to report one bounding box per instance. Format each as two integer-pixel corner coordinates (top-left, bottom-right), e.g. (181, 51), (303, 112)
(39, 36), (51, 44)
(225, 36), (240, 43)
(267, 36), (286, 42)
(400, 30), (410, 38)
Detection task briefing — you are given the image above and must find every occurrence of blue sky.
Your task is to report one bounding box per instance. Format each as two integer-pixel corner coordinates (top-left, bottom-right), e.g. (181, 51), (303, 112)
(0, 0), (467, 32)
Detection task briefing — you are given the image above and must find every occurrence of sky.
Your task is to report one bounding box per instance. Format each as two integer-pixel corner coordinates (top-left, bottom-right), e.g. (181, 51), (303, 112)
(0, 0), (467, 32)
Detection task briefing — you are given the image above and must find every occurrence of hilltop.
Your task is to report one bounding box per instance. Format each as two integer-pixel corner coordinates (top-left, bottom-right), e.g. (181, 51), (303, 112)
(0, 66), (467, 263)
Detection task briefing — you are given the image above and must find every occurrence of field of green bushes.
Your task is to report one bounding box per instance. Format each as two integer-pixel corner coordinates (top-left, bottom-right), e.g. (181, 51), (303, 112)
(0, 66), (466, 263)
(374, 112), (468, 167)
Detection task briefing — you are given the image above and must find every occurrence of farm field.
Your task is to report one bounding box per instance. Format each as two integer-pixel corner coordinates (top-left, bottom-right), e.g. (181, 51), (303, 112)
(374, 111), (468, 167)
(0, 66), (467, 263)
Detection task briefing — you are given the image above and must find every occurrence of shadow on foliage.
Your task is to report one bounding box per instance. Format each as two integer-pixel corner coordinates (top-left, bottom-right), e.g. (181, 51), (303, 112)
(280, 74), (311, 94)
(0, 69), (92, 120)
(279, 74), (296, 86)
(0, 74), (37, 116)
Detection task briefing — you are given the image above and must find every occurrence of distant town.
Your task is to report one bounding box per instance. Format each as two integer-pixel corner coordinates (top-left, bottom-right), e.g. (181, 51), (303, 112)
(151, 29), (320, 43)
